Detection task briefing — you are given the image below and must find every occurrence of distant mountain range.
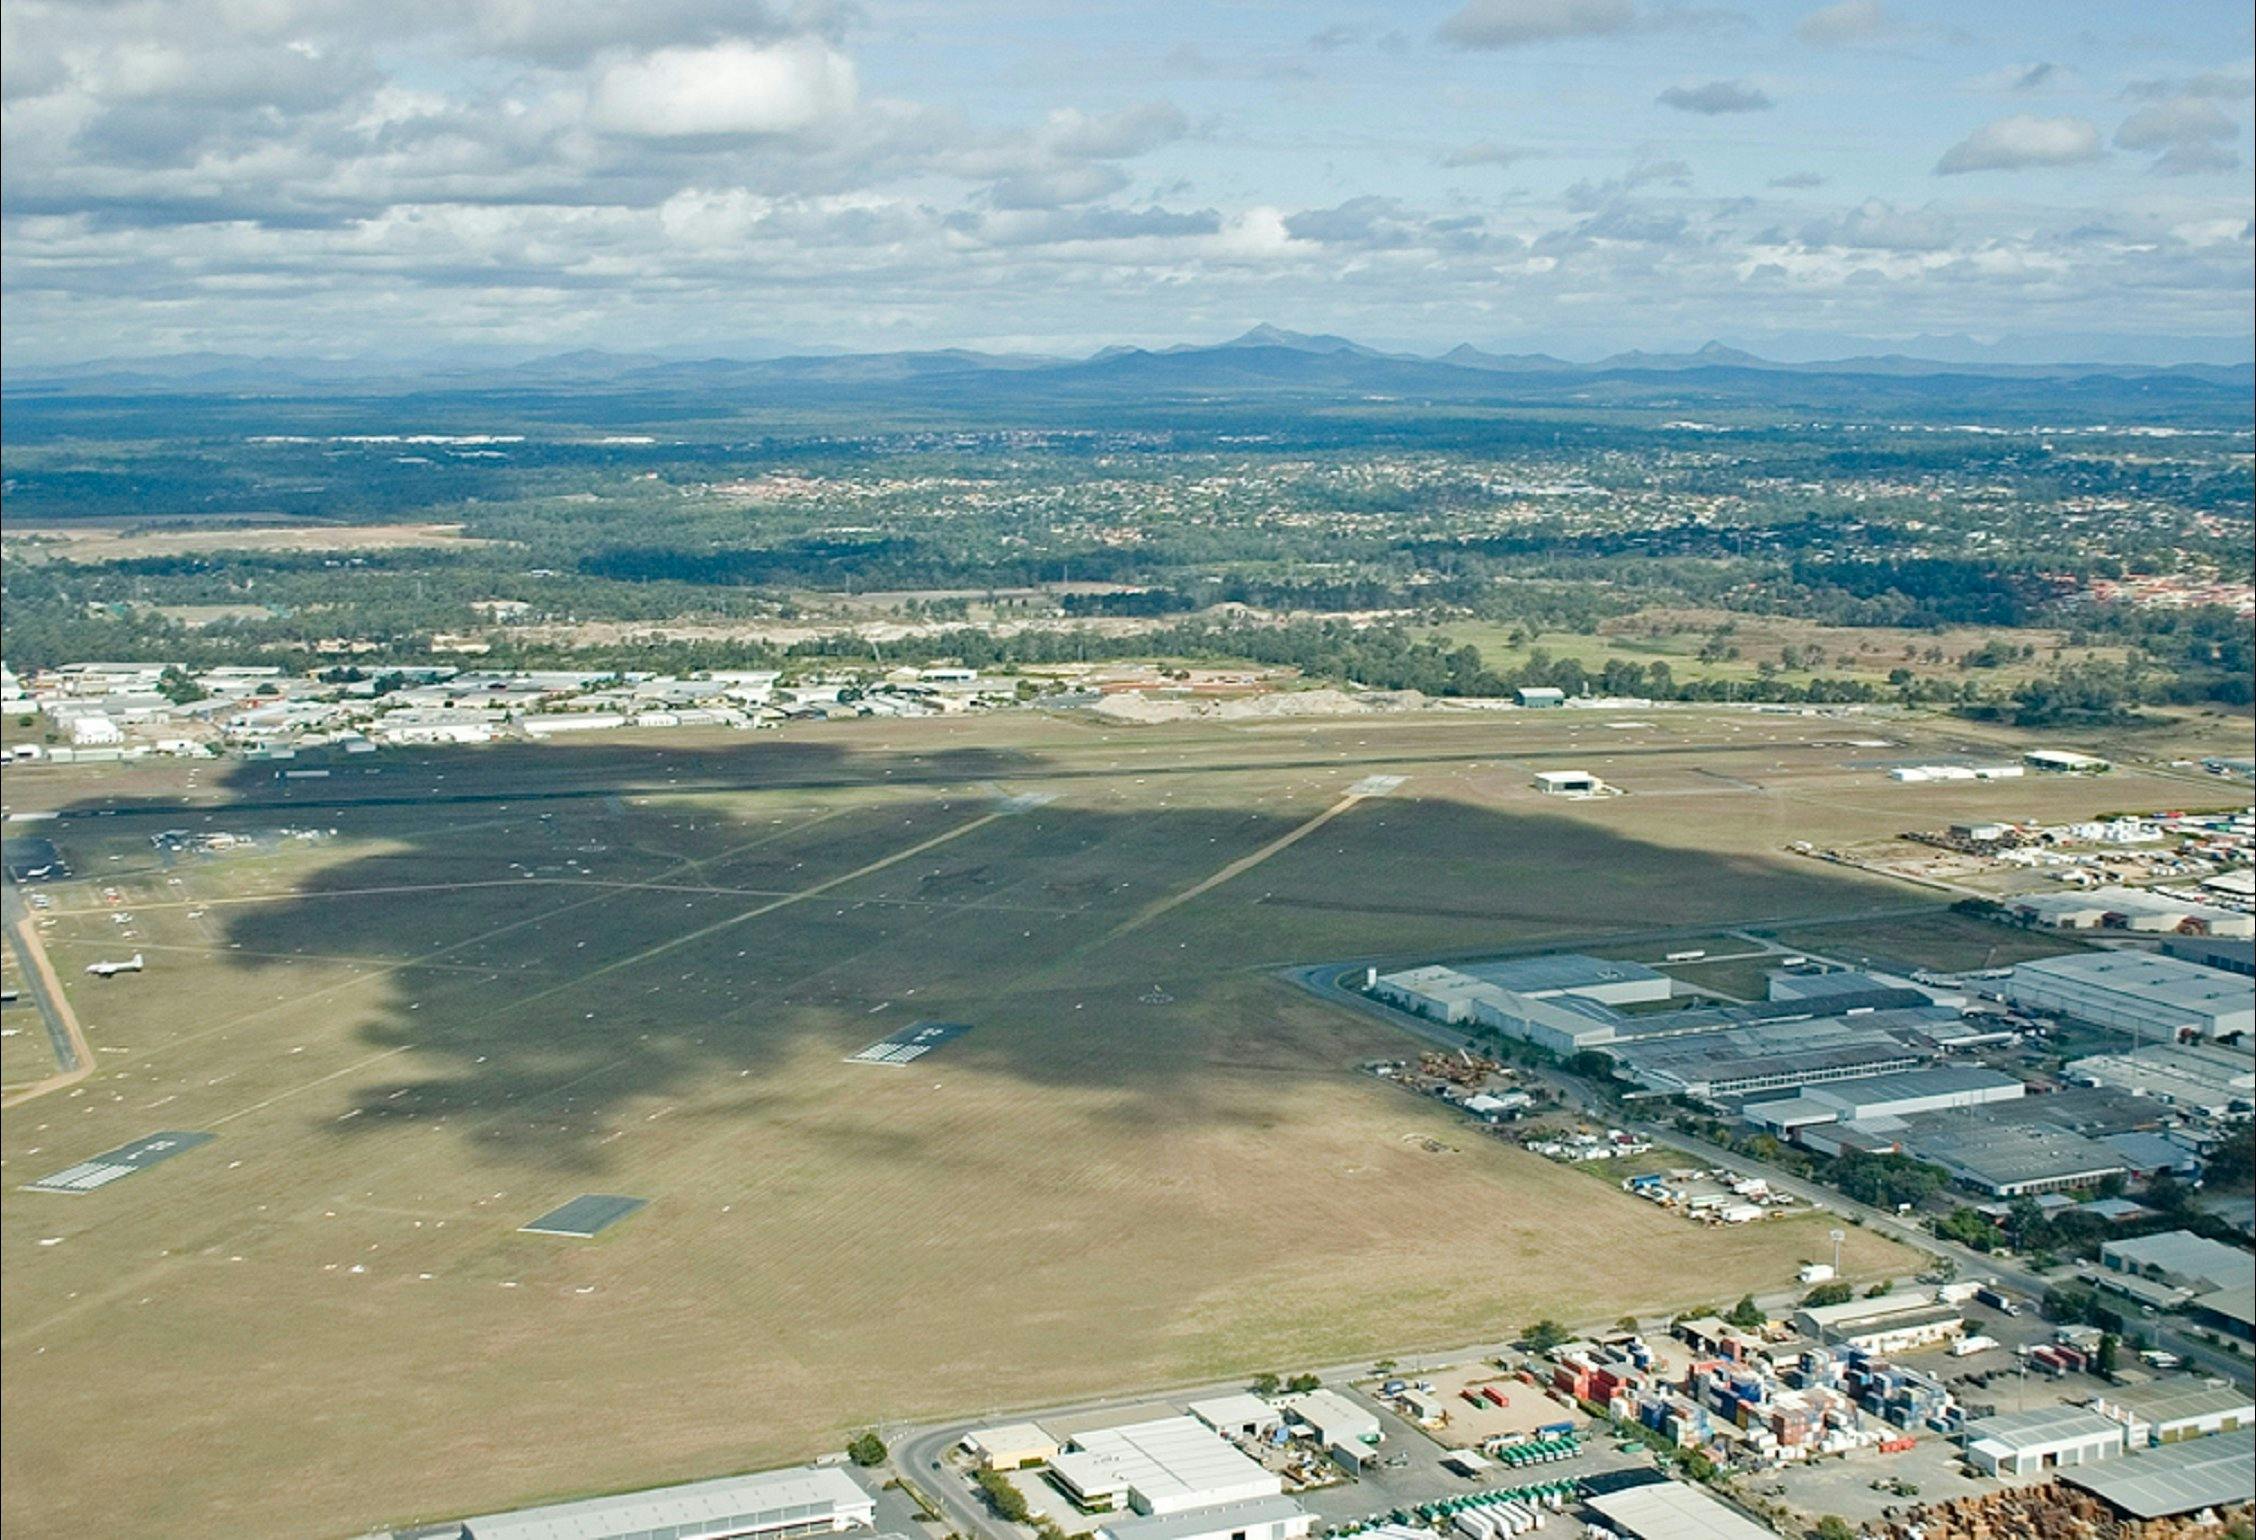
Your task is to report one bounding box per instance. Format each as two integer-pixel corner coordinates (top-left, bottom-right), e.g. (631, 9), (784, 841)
(8, 326), (2251, 418)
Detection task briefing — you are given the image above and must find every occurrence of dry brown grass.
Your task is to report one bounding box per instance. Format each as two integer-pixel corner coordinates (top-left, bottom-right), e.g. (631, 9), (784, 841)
(5, 704), (2230, 1538)
(4, 521), (487, 562)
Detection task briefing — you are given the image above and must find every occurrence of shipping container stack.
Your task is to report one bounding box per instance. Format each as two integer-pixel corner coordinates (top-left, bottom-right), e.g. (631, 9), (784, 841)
(1839, 1352), (1957, 1430)
(1638, 1394), (1712, 1447)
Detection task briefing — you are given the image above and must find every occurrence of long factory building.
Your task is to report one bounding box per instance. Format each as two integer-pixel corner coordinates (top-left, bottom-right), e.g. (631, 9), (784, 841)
(452, 1466), (875, 1540)
(2001, 952), (2255, 1041)
(1051, 1417), (1286, 1516)
(1371, 958), (1978, 1102)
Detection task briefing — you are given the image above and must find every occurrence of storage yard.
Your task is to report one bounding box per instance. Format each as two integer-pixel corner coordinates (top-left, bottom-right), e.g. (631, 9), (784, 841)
(0, 704), (2231, 1539)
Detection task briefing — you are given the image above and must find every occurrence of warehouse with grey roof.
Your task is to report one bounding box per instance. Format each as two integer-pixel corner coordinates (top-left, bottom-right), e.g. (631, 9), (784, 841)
(453, 1465), (874, 1540)
(2002, 952), (2255, 1041)
(2062, 1436), (2256, 1521)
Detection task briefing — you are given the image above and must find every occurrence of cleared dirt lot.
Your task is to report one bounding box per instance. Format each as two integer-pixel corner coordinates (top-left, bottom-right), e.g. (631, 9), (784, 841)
(3, 519), (487, 562)
(2, 706), (2220, 1539)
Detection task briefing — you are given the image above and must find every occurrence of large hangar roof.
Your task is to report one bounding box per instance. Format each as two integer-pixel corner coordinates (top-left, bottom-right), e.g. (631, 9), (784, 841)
(1457, 955), (1666, 994)
(2064, 1437), (2256, 1520)
(458, 1466), (870, 1540)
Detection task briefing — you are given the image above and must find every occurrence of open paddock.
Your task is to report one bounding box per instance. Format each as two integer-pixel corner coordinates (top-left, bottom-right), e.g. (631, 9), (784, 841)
(2, 519), (489, 563)
(1766, 910), (2093, 975)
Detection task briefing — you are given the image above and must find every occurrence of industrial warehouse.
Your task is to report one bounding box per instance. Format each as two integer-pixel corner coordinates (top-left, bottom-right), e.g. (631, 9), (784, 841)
(450, 1466), (875, 1540)
(1960, 1406), (2126, 1477)
(1044, 1417), (1287, 1516)
(2000, 951), (2256, 1040)
(2066, 1038), (2254, 1118)
(1367, 927), (2252, 1200)
(1368, 956), (1957, 1083)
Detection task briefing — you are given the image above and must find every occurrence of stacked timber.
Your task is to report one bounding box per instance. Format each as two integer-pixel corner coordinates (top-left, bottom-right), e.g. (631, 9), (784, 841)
(1876, 1485), (2253, 1540)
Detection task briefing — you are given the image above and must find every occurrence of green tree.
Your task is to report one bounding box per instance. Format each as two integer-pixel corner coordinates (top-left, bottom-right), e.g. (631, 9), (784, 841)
(2145, 1170), (2193, 1213)
(846, 1431), (887, 1467)
(1937, 1207), (1996, 1250)
(1801, 1282), (1853, 1308)
(1286, 1373), (1322, 1394)
(157, 666), (207, 705)
(1250, 1372), (1281, 1396)
(1813, 1519), (1859, 1540)
(1522, 1319), (1570, 1352)
(974, 1470), (1031, 1524)
(2096, 1333), (2120, 1377)
(2205, 1120), (2254, 1191)
(1726, 1295), (1767, 1330)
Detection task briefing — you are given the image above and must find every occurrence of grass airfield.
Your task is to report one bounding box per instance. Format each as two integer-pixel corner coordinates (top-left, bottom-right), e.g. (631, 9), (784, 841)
(2, 703), (2239, 1538)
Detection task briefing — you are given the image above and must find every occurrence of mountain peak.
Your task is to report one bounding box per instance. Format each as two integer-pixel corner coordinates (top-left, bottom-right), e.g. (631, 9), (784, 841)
(1218, 324), (1375, 355)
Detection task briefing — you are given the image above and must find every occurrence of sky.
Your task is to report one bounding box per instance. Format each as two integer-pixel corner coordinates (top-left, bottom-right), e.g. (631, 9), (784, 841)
(2, 0), (2252, 365)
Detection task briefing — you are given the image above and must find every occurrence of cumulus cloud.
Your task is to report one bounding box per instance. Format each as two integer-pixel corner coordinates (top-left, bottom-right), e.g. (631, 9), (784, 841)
(591, 38), (856, 137)
(1283, 196), (1415, 247)
(1037, 103), (1188, 161)
(962, 203), (1222, 247)
(1934, 115), (2102, 174)
(2124, 69), (2253, 101)
(1565, 154), (1692, 209)
(1796, 0), (1896, 46)
(2116, 98), (2241, 176)
(1800, 198), (1953, 251)
(1656, 79), (1773, 114)
(1, 0), (2249, 363)
(1436, 0), (1637, 50)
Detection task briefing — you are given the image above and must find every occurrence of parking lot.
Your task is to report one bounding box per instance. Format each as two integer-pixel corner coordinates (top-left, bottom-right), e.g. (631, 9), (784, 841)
(1758, 1432), (2002, 1530)
(1379, 1364), (1582, 1448)
(1292, 1387), (1650, 1530)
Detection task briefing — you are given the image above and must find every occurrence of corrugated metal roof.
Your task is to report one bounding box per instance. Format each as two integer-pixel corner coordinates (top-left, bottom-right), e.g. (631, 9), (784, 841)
(1960, 1405), (2124, 1453)
(2014, 951), (2254, 1015)
(1187, 1394), (1277, 1429)
(2104, 1231), (2256, 1295)
(459, 1466), (870, 1540)
(1584, 1481), (1776, 1540)
(2098, 1381), (2254, 1426)
(1066, 1418), (1282, 1513)
(1458, 954), (1667, 994)
(2064, 1436), (2256, 1519)
(1097, 1496), (1310, 1540)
